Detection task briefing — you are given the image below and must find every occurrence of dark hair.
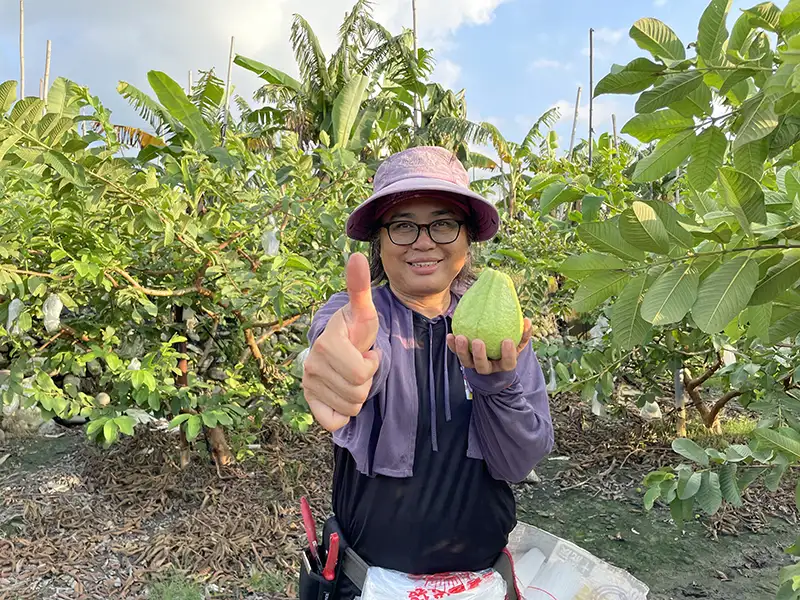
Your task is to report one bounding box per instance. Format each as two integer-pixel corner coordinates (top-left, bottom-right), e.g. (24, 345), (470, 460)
(367, 221), (478, 293)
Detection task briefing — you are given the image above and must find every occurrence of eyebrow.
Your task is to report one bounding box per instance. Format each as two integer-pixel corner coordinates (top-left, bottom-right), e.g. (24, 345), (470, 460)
(389, 209), (455, 220)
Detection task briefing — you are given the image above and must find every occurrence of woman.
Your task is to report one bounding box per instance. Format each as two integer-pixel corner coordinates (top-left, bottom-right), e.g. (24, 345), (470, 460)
(300, 145), (554, 599)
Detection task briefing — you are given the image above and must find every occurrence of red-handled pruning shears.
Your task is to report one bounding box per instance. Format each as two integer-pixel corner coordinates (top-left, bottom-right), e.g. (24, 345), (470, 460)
(300, 496), (323, 572)
(322, 532), (339, 581)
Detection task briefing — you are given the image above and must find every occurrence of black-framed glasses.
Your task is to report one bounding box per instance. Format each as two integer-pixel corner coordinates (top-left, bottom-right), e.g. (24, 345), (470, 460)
(381, 218), (464, 246)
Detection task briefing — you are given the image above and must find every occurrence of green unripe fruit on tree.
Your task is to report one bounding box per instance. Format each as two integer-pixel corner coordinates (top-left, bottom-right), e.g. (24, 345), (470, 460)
(452, 267), (524, 360)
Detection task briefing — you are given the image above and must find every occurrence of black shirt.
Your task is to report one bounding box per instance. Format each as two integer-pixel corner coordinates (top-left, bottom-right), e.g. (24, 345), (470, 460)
(331, 309), (516, 576)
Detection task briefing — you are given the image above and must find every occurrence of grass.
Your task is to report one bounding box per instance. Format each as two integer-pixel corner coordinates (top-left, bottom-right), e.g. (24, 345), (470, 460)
(147, 571), (204, 600)
(687, 414), (758, 447)
(249, 569), (288, 594)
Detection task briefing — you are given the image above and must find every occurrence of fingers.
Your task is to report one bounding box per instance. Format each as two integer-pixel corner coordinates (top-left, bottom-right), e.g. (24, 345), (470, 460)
(498, 339), (518, 372)
(306, 396), (350, 432)
(447, 333), (520, 375)
(469, 339), (493, 375)
(303, 376), (368, 417)
(316, 330), (381, 385)
(301, 337), (380, 430)
(343, 252), (379, 353)
(517, 317), (533, 353)
(447, 334), (475, 369)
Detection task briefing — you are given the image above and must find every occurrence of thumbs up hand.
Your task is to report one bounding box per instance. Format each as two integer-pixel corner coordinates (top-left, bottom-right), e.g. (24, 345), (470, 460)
(302, 253), (382, 432)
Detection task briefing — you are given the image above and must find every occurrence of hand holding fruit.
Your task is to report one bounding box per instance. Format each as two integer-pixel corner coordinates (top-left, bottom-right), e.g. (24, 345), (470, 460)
(302, 253), (381, 432)
(447, 268), (531, 375)
(447, 318), (532, 375)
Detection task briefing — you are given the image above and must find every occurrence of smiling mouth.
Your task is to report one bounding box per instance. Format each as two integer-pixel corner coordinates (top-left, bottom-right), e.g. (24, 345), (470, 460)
(408, 260), (442, 268)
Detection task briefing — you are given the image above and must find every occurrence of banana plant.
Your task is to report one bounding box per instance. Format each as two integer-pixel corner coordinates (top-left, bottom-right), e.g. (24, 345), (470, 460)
(467, 108), (562, 218)
(235, 0), (426, 154)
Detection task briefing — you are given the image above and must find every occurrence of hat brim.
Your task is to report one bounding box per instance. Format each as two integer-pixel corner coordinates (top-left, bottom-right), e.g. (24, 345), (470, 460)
(346, 177), (500, 242)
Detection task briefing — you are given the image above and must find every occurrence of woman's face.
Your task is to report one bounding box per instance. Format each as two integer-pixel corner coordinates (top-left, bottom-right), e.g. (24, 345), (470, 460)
(378, 196), (469, 299)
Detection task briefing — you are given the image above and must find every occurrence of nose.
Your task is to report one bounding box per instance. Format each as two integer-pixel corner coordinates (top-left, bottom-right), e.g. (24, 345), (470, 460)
(411, 226), (437, 250)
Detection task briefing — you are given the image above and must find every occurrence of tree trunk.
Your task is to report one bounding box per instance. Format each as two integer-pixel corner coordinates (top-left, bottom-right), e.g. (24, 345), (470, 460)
(674, 367), (687, 437)
(206, 426), (234, 466)
(174, 306), (192, 468)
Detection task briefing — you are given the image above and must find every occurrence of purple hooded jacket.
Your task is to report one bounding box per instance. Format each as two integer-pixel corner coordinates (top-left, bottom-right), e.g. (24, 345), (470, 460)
(307, 283), (554, 484)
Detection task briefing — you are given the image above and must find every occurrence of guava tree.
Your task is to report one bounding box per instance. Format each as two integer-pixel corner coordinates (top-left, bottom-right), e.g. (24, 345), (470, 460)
(544, 1), (800, 594)
(0, 72), (370, 467)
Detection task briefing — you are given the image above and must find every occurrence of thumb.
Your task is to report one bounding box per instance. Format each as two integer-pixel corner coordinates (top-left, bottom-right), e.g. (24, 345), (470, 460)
(342, 252), (378, 353)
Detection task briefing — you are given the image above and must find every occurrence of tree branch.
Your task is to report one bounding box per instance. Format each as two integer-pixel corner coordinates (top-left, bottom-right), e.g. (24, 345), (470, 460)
(0, 266), (69, 280)
(687, 354), (723, 390)
(112, 268), (213, 298)
(238, 312), (305, 364)
(706, 390), (743, 427)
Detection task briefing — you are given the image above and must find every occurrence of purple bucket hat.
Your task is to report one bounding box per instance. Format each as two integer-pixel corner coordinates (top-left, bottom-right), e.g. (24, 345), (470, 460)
(346, 146), (500, 242)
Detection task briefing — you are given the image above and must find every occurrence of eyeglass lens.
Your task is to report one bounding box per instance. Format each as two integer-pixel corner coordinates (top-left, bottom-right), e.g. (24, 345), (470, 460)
(387, 219), (461, 245)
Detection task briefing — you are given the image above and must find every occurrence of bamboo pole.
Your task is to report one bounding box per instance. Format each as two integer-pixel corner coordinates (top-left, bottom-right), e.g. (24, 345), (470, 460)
(221, 36), (235, 142)
(19, 0), (25, 99)
(568, 86), (582, 160)
(412, 0), (420, 129)
(38, 78), (43, 100)
(188, 70), (193, 94)
(43, 40), (51, 103)
(588, 27), (594, 167)
(612, 113), (618, 154)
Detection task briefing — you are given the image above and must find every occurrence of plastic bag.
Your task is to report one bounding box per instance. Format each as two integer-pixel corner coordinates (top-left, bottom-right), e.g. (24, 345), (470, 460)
(43, 293), (64, 333)
(507, 521), (650, 600)
(261, 229), (280, 256)
(360, 567), (507, 600)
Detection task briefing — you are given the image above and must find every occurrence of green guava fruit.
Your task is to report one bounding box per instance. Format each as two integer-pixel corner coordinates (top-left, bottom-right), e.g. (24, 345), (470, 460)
(451, 267), (524, 360)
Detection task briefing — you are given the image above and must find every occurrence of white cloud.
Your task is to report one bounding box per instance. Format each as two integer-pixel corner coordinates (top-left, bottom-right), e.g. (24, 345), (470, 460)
(374, 0), (513, 50)
(433, 59), (463, 90)
(654, 0), (668, 6)
(530, 58), (572, 70)
(593, 28), (626, 46)
(0, 0), (509, 127)
(582, 27), (627, 59)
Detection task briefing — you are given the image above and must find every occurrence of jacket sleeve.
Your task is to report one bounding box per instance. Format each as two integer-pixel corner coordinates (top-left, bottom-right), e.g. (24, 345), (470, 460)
(464, 343), (554, 483)
(306, 291), (392, 400)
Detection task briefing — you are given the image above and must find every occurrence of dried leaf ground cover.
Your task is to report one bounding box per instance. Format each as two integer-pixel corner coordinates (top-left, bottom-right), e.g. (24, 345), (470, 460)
(0, 397), (797, 600)
(0, 421), (334, 599)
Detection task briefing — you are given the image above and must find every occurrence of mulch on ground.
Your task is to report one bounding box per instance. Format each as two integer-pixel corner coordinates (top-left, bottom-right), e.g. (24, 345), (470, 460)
(533, 399), (799, 540)
(0, 395), (796, 599)
(0, 420), (334, 600)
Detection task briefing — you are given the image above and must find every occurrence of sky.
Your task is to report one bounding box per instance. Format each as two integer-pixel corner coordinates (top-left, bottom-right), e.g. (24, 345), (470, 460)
(0, 0), (766, 161)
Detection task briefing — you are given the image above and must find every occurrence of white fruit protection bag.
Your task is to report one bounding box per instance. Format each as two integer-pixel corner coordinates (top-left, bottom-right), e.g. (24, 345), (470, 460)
(360, 566), (507, 600)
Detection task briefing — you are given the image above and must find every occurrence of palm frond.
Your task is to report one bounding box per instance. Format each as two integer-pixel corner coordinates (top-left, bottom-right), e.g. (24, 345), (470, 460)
(467, 151), (499, 170)
(110, 125), (166, 149)
(290, 14), (332, 94)
(245, 106), (285, 128)
(191, 69), (225, 124)
(522, 107), (561, 150)
(234, 95), (253, 118)
(427, 117), (492, 147)
(358, 31), (415, 79)
(116, 81), (180, 136)
(254, 83), (301, 107)
(480, 122), (512, 163)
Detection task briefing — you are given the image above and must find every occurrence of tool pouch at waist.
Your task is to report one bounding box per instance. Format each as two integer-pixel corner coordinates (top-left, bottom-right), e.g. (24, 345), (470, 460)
(298, 516), (362, 600)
